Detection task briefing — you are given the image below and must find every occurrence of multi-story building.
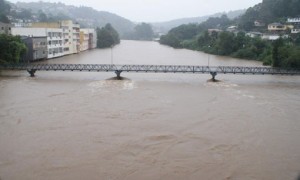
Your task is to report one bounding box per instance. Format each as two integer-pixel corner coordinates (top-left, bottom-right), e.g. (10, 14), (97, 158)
(287, 18), (300, 24)
(47, 28), (64, 58)
(32, 21), (81, 55)
(80, 29), (90, 51)
(287, 18), (300, 34)
(11, 20), (96, 60)
(0, 22), (12, 35)
(88, 29), (97, 49)
(80, 28), (97, 51)
(20, 36), (48, 62)
(31, 22), (61, 28)
(60, 20), (81, 55)
(73, 23), (81, 53)
(12, 27), (64, 59)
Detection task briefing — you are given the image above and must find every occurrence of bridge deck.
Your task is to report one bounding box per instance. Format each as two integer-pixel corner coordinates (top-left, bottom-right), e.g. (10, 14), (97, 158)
(1, 64), (300, 76)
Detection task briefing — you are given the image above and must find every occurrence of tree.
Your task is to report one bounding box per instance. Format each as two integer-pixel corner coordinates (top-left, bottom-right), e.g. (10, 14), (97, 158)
(0, 0), (11, 23)
(0, 34), (27, 64)
(272, 38), (284, 67)
(96, 24), (120, 48)
(0, 0), (11, 14)
(216, 32), (236, 55)
(159, 33), (182, 48)
(133, 23), (154, 41)
(38, 10), (48, 22)
(104, 23), (120, 44)
(169, 24), (199, 40)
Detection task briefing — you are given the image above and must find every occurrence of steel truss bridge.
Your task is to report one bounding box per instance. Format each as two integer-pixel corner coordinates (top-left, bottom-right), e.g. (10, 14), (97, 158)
(1, 63), (300, 80)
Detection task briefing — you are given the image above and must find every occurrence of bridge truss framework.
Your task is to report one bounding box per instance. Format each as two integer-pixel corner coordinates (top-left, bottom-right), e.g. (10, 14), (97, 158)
(1, 63), (300, 80)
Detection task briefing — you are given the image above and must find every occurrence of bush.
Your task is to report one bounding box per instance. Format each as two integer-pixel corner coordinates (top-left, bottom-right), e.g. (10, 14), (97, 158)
(232, 48), (257, 60)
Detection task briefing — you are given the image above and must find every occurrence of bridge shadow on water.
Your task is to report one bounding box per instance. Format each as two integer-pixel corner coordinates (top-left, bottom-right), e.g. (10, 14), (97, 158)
(207, 78), (222, 83)
(106, 76), (131, 81)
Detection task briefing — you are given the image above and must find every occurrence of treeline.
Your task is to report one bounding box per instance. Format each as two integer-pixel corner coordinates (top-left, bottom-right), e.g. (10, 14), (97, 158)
(160, 3), (300, 68)
(123, 23), (155, 41)
(160, 22), (300, 68)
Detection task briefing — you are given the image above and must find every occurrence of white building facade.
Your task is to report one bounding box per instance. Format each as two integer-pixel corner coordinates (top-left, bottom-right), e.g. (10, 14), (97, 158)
(47, 28), (64, 59)
(60, 20), (81, 55)
(12, 27), (64, 59)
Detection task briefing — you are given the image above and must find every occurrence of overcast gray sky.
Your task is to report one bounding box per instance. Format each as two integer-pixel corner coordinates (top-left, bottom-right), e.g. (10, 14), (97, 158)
(8, 0), (262, 22)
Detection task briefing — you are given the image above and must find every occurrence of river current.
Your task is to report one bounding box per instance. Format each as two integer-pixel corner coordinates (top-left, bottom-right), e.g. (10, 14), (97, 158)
(0, 40), (300, 180)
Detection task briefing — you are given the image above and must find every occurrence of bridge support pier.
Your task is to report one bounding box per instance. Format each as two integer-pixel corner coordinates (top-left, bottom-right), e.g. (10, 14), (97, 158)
(27, 69), (36, 77)
(210, 71), (217, 82)
(115, 70), (122, 80)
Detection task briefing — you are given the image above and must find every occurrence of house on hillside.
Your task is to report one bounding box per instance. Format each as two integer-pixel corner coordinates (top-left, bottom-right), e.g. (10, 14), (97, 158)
(287, 17), (300, 34)
(291, 29), (300, 34)
(287, 18), (300, 24)
(268, 23), (286, 31)
(262, 34), (281, 41)
(246, 32), (263, 38)
(268, 23), (294, 32)
(227, 26), (238, 33)
(208, 29), (222, 35)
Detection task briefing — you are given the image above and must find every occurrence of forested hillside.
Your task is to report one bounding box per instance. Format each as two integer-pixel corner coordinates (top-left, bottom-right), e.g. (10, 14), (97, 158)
(11, 2), (135, 37)
(160, 0), (300, 68)
(239, 0), (300, 31)
(152, 10), (245, 33)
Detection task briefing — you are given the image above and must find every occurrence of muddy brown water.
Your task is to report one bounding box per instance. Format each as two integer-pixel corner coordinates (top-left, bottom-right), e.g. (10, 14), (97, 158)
(1, 40), (300, 180)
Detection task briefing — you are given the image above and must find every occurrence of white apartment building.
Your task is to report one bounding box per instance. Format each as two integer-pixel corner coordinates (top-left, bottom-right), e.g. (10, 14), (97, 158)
(47, 28), (64, 59)
(60, 20), (81, 55)
(73, 23), (81, 53)
(12, 27), (64, 59)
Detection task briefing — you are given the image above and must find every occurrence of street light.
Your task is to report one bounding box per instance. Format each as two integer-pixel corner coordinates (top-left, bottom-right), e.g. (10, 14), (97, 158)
(207, 45), (211, 67)
(207, 54), (210, 67)
(110, 45), (113, 65)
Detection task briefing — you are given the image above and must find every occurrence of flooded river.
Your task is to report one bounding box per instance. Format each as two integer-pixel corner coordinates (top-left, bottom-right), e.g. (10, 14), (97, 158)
(0, 40), (300, 180)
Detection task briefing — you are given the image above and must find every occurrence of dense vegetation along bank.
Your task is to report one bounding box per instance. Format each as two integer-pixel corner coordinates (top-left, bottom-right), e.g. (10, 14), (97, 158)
(160, 28), (300, 68)
(160, 0), (300, 68)
(0, 34), (27, 64)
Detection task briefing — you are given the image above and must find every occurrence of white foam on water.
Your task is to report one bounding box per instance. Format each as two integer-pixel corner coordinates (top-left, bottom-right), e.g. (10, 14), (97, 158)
(87, 80), (136, 93)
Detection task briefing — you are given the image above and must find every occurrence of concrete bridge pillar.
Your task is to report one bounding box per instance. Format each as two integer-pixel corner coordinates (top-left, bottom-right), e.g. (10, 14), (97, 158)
(115, 70), (122, 80)
(210, 71), (217, 81)
(27, 69), (36, 77)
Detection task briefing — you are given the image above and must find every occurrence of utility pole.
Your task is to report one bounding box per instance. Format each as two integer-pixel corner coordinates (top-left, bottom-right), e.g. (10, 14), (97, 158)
(207, 54), (210, 67)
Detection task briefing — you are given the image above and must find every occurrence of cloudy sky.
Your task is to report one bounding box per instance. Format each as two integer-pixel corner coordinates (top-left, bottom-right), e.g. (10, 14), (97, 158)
(8, 0), (262, 22)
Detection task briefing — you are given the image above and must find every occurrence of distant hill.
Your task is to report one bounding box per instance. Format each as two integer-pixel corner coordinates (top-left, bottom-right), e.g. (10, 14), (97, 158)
(152, 9), (246, 34)
(12, 2), (246, 36)
(14, 2), (135, 37)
